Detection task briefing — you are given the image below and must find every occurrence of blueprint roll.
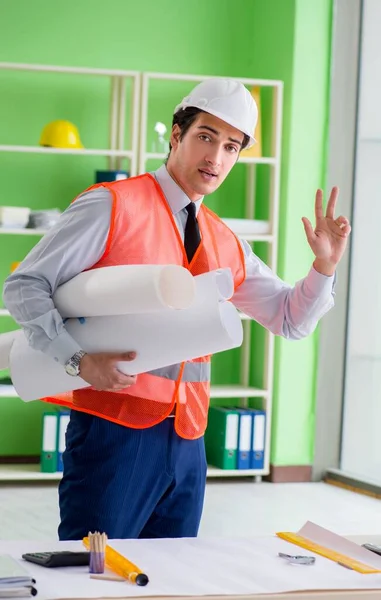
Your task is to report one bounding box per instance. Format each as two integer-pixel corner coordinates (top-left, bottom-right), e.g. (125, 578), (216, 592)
(0, 331), (18, 370)
(9, 269), (243, 401)
(53, 264), (196, 317)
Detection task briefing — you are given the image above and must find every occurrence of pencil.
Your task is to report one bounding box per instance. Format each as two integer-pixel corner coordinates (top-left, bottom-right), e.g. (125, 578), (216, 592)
(90, 574), (125, 582)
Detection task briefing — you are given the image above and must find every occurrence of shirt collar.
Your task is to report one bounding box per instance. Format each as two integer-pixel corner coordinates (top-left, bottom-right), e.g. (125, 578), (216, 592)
(154, 164), (203, 216)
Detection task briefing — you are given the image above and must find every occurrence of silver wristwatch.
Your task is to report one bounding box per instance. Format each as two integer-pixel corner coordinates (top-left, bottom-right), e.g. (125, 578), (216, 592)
(64, 350), (87, 377)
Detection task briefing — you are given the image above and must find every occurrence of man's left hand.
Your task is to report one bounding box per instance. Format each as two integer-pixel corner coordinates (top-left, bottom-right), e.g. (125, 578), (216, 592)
(302, 186), (351, 277)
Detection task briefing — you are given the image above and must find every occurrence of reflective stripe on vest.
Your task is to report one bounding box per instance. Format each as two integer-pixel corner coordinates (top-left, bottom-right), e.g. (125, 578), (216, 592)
(148, 362), (211, 382)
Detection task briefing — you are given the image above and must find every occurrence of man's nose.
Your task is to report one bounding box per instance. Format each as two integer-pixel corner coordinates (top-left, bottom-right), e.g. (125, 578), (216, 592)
(204, 146), (223, 167)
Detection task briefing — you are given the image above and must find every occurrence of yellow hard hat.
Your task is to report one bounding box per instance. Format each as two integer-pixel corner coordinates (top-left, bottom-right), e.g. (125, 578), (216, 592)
(10, 262), (20, 273)
(39, 120), (84, 149)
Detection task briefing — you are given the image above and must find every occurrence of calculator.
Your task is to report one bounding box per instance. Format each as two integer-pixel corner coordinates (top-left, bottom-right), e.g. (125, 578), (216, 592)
(22, 551), (90, 568)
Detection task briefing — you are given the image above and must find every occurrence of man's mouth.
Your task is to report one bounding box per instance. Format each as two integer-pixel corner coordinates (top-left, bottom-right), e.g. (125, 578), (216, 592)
(198, 169), (218, 180)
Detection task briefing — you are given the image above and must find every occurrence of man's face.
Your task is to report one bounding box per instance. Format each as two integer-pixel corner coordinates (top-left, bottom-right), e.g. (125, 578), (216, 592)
(167, 112), (245, 200)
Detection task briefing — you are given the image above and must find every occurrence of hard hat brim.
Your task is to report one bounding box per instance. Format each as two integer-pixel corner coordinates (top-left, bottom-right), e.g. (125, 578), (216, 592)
(174, 102), (256, 148)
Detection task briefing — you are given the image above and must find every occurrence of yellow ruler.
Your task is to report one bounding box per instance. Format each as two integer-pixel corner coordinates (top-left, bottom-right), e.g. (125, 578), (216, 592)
(276, 532), (381, 574)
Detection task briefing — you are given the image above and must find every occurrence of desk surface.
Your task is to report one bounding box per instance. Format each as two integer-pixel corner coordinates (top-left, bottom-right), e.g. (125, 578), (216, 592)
(2, 534), (381, 599)
(219, 533), (381, 600)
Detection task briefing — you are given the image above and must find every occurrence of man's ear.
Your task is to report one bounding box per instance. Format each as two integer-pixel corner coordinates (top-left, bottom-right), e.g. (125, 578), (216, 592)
(170, 124), (181, 151)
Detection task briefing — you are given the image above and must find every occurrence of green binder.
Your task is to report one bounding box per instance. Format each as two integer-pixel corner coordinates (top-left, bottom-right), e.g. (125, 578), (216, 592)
(40, 412), (59, 473)
(205, 406), (239, 469)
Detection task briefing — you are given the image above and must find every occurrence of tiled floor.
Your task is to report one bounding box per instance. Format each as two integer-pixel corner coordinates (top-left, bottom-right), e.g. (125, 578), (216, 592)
(1, 480), (380, 540)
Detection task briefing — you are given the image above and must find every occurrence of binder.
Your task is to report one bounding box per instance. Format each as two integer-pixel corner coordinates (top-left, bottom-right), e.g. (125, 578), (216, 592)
(236, 409), (252, 470)
(250, 410), (266, 470)
(40, 412), (58, 473)
(57, 411), (70, 472)
(205, 406), (239, 469)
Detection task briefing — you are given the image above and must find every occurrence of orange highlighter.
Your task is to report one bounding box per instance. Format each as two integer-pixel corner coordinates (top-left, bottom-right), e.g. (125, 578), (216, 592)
(83, 536), (149, 586)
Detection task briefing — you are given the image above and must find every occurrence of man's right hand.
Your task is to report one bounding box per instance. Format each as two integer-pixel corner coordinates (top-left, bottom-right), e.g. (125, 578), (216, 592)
(79, 352), (137, 391)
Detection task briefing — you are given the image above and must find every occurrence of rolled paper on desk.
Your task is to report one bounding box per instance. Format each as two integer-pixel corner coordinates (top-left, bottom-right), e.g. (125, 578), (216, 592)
(0, 330), (18, 370)
(53, 264), (196, 316)
(9, 269), (243, 401)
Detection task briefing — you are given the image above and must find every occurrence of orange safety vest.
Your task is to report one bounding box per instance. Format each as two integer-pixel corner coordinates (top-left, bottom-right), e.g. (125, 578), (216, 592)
(42, 174), (246, 439)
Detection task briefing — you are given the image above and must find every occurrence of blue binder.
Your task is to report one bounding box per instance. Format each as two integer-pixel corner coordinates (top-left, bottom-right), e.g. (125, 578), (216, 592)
(250, 410), (266, 470)
(57, 411), (70, 472)
(236, 409), (253, 469)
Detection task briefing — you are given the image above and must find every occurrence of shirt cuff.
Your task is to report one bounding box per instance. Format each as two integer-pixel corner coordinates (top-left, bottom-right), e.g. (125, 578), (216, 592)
(46, 330), (83, 366)
(306, 266), (336, 296)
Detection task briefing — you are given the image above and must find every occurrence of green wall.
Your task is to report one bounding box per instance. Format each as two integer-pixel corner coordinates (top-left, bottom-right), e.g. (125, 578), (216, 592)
(0, 0), (333, 464)
(247, 0), (333, 466)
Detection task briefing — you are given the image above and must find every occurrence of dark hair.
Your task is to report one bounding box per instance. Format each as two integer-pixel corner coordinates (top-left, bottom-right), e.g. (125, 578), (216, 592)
(165, 107), (250, 162)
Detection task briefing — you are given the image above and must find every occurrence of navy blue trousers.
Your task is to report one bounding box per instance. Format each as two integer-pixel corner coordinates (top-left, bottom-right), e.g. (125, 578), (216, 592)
(58, 411), (207, 540)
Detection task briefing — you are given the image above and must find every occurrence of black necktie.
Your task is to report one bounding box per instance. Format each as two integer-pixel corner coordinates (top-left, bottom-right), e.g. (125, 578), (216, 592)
(184, 202), (201, 263)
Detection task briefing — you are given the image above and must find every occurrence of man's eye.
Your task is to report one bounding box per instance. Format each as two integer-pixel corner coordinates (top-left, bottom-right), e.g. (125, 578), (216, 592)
(226, 145), (238, 153)
(199, 135), (211, 142)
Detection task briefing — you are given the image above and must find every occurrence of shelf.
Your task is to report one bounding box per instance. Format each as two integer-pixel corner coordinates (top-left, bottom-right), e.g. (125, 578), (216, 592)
(0, 463), (264, 482)
(238, 156), (277, 165)
(0, 145), (133, 157)
(207, 466), (265, 478)
(0, 227), (47, 235)
(143, 152), (277, 165)
(0, 385), (268, 399)
(0, 464), (62, 482)
(0, 62), (139, 77)
(0, 226), (271, 241)
(242, 234), (273, 242)
(0, 310), (251, 319)
(210, 385), (267, 398)
(0, 385), (18, 397)
(144, 71), (283, 88)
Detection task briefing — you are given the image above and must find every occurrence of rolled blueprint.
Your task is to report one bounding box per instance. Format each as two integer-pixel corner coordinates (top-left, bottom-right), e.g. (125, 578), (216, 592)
(9, 269), (243, 401)
(53, 264), (196, 317)
(0, 331), (18, 370)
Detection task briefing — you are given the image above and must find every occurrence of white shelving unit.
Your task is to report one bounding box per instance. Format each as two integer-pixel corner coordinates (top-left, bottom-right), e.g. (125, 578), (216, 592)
(0, 64), (283, 482)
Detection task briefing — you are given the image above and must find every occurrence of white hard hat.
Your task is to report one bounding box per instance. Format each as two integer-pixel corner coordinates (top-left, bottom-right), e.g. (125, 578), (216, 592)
(174, 78), (258, 148)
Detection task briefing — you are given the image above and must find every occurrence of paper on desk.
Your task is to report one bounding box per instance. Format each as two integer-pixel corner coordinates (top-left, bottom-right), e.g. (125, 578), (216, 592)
(2, 535), (381, 599)
(296, 521), (381, 570)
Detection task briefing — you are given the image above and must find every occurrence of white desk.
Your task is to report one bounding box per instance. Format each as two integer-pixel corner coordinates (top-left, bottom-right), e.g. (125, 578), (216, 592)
(148, 592), (381, 600)
(227, 535), (381, 600)
(1, 535), (381, 599)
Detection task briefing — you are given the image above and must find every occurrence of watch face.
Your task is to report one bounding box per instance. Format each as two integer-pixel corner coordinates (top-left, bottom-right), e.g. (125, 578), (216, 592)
(65, 363), (78, 377)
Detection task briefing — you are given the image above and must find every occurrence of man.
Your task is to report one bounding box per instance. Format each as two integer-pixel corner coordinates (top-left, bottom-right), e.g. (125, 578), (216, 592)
(3, 79), (351, 541)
